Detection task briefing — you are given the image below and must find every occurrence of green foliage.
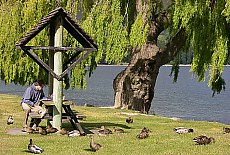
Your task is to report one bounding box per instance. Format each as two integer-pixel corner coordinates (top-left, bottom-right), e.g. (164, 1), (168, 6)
(0, 0), (120, 88)
(105, 0), (129, 64)
(169, 54), (180, 83)
(130, 13), (149, 47)
(222, 0), (230, 23)
(81, 0), (129, 65)
(171, 0), (229, 95)
(1, 0), (229, 96)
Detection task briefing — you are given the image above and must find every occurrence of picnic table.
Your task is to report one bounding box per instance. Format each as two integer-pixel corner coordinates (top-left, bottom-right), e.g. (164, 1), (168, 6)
(30, 99), (86, 136)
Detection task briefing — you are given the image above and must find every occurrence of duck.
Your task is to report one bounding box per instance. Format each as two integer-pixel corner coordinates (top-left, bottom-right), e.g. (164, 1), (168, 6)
(28, 139), (44, 154)
(193, 135), (215, 145)
(57, 128), (69, 135)
(90, 135), (102, 152)
(68, 130), (80, 137)
(25, 127), (35, 134)
(126, 116), (133, 123)
(46, 125), (58, 134)
(98, 126), (112, 136)
(223, 127), (230, 134)
(174, 127), (194, 134)
(7, 115), (14, 125)
(136, 130), (149, 139)
(112, 127), (124, 133)
(136, 127), (149, 139)
(37, 127), (47, 135)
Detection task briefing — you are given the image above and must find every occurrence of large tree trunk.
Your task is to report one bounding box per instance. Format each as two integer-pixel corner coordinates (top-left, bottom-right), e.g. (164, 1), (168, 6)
(113, 9), (186, 113)
(113, 43), (161, 113)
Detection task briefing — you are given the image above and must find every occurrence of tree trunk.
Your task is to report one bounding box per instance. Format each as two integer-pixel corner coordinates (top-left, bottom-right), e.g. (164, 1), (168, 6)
(113, 10), (186, 113)
(113, 43), (161, 113)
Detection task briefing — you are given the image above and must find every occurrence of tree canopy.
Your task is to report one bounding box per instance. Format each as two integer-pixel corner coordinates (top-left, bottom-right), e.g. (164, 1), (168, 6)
(0, 0), (229, 95)
(171, 0), (230, 95)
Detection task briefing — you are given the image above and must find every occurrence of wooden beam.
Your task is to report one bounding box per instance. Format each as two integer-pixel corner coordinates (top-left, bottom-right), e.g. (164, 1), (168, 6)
(21, 47), (60, 80)
(16, 46), (96, 52)
(59, 50), (93, 80)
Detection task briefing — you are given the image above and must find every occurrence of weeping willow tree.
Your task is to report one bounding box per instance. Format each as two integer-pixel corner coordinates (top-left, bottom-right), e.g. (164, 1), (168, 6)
(113, 0), (230, 113)
(0, 0), (230, 113)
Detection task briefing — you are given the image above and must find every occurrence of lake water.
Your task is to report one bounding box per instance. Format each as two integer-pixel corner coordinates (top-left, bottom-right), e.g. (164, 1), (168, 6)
(0, 66), (229, 125)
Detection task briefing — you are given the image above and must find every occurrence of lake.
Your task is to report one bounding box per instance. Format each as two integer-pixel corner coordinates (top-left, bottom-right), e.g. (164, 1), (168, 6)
(0, 65), (229, 125)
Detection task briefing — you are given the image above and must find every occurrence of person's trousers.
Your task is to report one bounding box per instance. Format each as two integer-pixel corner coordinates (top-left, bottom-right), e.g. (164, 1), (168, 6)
(21, 103), (43, 128)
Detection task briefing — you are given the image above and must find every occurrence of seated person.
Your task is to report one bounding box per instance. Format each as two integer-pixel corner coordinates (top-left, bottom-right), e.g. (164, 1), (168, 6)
(20, 80), (47, 132)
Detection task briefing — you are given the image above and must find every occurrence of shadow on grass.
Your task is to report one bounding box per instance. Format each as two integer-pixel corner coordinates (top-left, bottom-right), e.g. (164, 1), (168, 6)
(22, 150), (32, 154)
(83, 148), (96, 152)
(62, 122), (132, 130)
(80, 122), (132, 130)
(61, 121), (133, 134)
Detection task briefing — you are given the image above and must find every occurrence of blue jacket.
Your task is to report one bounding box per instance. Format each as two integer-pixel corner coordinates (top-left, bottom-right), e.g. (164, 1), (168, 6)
(21, 84), (45, 107)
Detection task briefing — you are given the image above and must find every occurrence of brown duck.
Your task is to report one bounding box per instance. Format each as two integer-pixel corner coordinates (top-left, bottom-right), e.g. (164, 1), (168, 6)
(25, 127), (35, 134)
(137, 127), (149, 139)
(126, 116), (133, 123)
(57, 128), (69, 135)
(98, 126), (112, 136)
(112, 127), (124, 133)
(90, 135), (102, 152)
(193, 135), (215, 145)
(223, 127), (230, 134)
(46, 125), (58, 134)
(38, 127), (47, 135)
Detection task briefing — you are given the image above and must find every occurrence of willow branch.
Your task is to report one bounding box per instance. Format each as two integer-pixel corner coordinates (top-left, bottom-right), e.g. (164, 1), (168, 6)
(159, 29), (187, 65)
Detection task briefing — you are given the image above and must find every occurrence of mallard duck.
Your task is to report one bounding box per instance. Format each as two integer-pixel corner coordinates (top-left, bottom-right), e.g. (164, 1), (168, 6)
(126, 116), (133, 123)
(174, 127), (194, 134)
(98, 126), (112, 136)
(223, 127), (230, 134)
(68, 130), (80, 137)
(37, 127), (47, 135)
(90, 135), (102, 152)
(7, 115), (14, 125)
(28, 139), (44, 154)
(46, 125), (58, 134)
(193, 135), (215, 145)
(112, 127), (124, 133)
(136, 130), (149, 139)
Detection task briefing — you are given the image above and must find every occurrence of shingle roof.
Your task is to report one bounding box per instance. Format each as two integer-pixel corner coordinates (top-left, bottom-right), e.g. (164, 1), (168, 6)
(16, 7), (97, 50)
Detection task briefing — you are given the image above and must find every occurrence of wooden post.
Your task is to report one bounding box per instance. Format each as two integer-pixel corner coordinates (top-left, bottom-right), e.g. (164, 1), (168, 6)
(47, 22), (55, 127)
(53, 17), (63, 130)
(48, 22), (55, 96)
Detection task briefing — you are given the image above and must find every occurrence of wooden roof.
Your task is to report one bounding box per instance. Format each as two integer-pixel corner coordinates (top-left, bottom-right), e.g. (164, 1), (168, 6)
(15, 7), (98, 81)
(16, 7), (97, 50)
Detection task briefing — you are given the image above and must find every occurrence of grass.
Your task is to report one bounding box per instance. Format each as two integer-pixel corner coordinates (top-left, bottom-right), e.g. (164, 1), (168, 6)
(1, 94), (230, 155)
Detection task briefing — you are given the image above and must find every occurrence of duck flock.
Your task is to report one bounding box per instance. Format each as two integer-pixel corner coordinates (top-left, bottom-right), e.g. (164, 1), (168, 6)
(6, 115), (230, 153)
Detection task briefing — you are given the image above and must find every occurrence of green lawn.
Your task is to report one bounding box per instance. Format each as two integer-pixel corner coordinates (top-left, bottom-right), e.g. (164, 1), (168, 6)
(0, 94), (230, 155)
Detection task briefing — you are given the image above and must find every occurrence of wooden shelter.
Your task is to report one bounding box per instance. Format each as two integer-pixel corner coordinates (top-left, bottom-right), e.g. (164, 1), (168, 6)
(16, 7), (98, 80)
(16, 7), (97, 131)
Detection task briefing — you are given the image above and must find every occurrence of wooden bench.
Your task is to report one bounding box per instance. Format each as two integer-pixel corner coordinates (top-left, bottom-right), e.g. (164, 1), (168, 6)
(34, 99), (87, 135)
(29, 111), (86, 120)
